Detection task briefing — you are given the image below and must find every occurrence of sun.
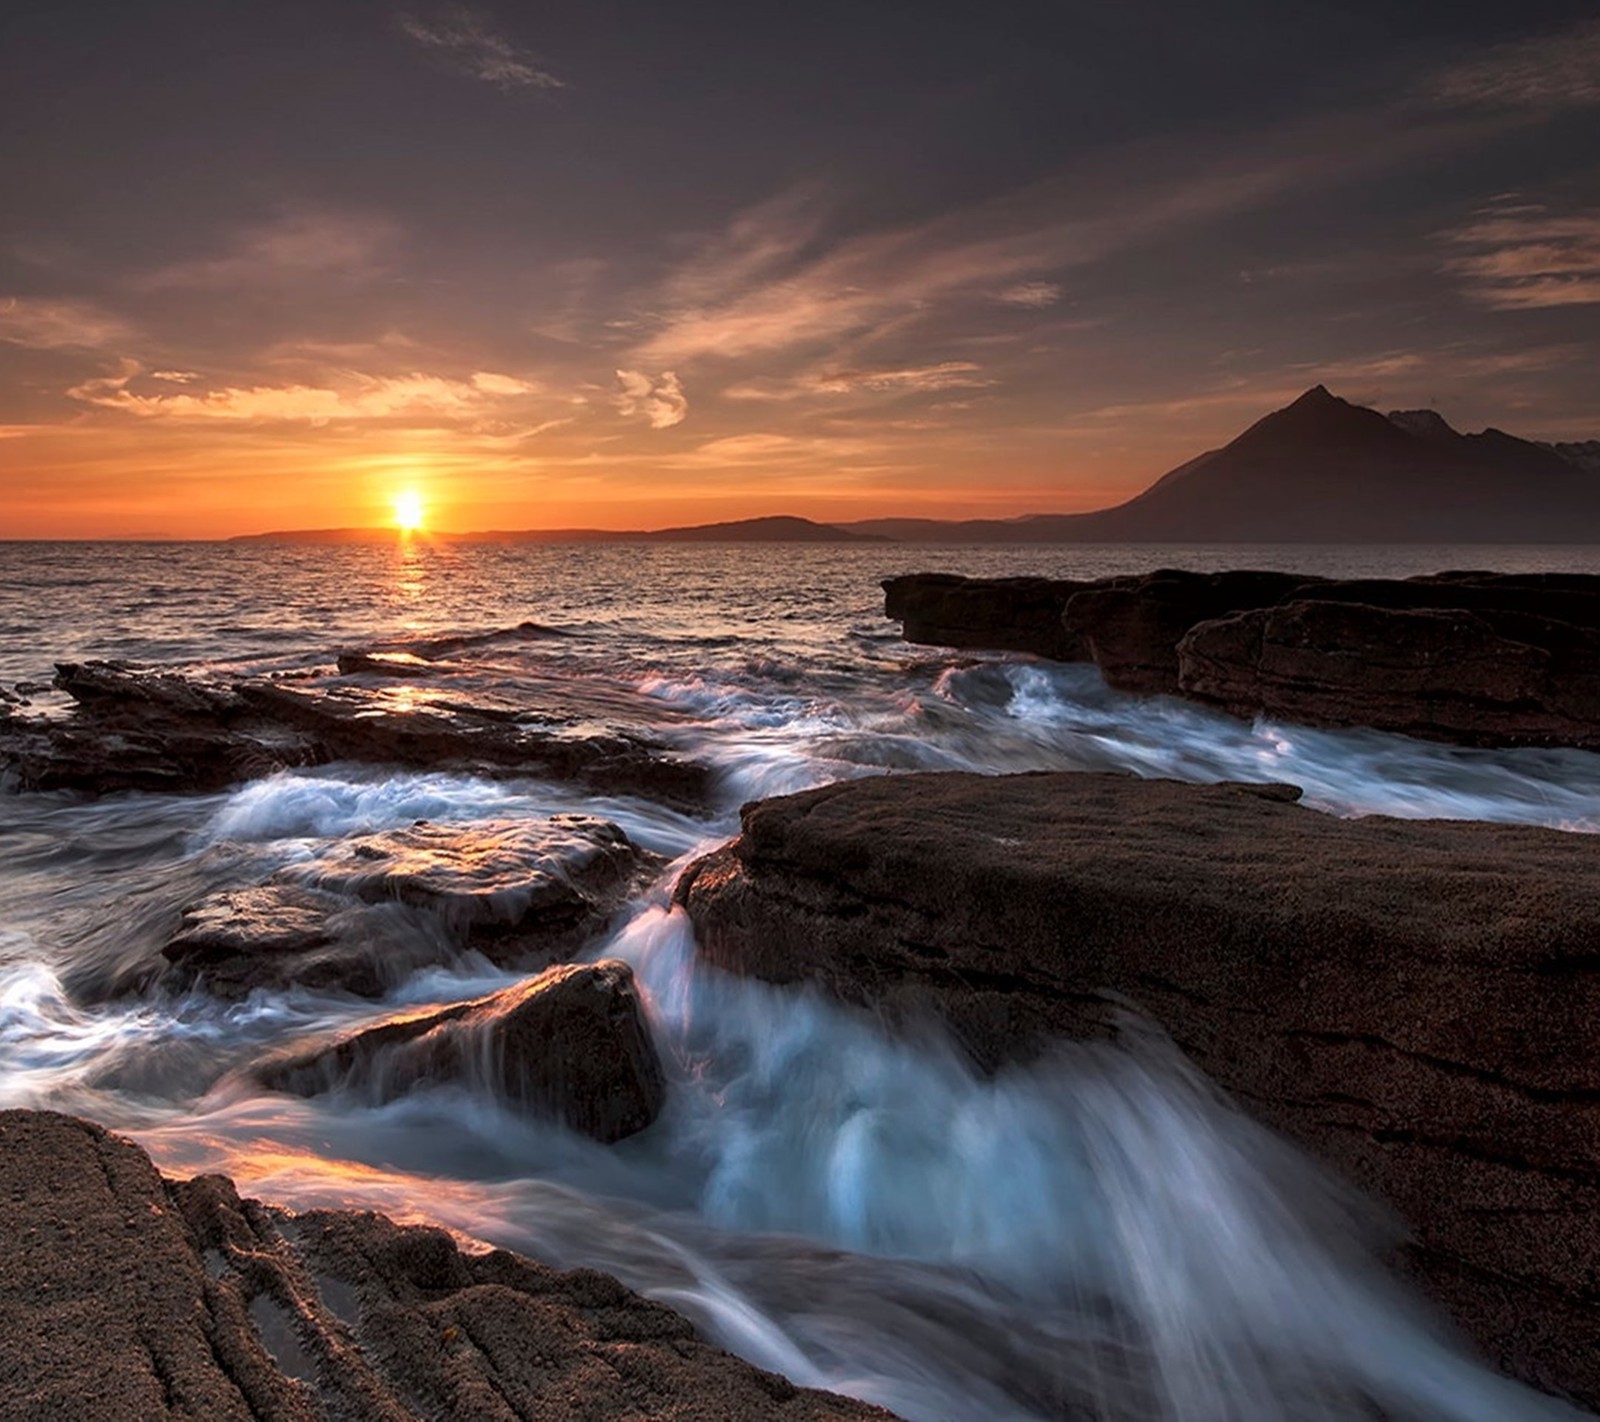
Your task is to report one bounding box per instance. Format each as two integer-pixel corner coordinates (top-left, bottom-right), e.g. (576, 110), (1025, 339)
(392, 490), (425, 533)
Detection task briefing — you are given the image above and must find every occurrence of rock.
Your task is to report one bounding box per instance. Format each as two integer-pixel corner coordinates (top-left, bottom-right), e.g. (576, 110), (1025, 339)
(1060, 569), (1320, 694)
(676, 770), (1600, 1407)
(0, 1110), (885, 1419)
(259, 961), (667, 1143)
(286, 815), (652, 965)
(881, 574), (1091, 660)
(1179, 599), (1600, 749)
(0, 659), (709, 807)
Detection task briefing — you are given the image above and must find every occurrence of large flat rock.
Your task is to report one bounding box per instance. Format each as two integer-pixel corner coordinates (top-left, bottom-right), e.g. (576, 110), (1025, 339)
(676, 770), (1600, 1407)
(0, 1110), (888, 1420)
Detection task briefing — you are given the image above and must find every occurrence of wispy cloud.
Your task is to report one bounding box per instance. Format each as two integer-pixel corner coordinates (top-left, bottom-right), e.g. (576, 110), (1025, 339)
(400, 8), (564, 90)
(1443, 203), (1600, 308)
(1426, 18), (1600, 112)
(0, 297), (137, 351)
(68, 365), (540, 424)
(725, 362), (994, 402)
(137, 212), (400, 290)
(613, 369), (687, 428)
(996, 281), (1062, 309)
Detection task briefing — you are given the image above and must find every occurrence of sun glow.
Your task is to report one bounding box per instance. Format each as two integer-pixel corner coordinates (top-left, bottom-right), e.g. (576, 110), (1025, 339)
(392, 489), (425, 533)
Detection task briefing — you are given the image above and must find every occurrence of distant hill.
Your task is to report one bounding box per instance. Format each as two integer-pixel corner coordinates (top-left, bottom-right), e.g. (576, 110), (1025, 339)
(232, 516), (888, 545)
(843, 386), (1600, 543)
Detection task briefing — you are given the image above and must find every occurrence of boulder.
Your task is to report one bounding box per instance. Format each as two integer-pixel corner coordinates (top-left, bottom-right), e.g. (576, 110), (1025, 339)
(0, 1110), (884, 1419)
(881, 574), (1091, 661)
(259, 960), (667, 1143)
(676, 770), (1600, 1407)
(1179, 598), (1600, 749)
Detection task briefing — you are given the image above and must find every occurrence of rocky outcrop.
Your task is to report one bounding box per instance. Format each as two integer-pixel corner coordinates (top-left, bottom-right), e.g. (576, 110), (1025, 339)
(881, 574), (1091, 661)
(285, 815), (652, 965)
(259, 961), (667, 1143)
(676, 771), (1600, 1407)
(1061, 570), (1316, 694)
(886, 568), (1600, 749)
(0, 659), (708, 807)
(1179, 598), (1600, 749)
(0, 1110), (885, 1419)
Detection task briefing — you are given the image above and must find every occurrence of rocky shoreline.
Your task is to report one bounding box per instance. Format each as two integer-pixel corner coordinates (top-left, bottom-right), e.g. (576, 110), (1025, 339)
(886, 568), (1600, 749)
(677, 770), (1600, 1408)
(0, 1111), (888, 1421)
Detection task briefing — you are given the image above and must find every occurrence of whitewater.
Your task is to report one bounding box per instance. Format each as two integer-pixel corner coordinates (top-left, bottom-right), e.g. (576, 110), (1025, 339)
(3, 537), (1599, 1420)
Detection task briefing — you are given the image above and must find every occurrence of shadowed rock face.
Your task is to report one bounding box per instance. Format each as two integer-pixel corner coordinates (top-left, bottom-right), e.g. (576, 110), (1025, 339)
(675, 771), (1600, 1407)
(0, 657), (708, 808)
(259, 961), (667, 1143)
(885, 569), (1600, 750)
(882, 574), (1092, 662)
(0, 1110), (886, 1419)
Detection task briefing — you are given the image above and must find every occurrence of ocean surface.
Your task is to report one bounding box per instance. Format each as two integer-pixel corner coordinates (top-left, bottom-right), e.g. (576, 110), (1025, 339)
(3, 538), (1600, 1421)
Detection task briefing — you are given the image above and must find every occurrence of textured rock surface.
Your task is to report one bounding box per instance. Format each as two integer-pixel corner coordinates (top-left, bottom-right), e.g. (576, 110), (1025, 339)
(286, 815), (651, 965)
(676, 771), (1600, 1407)
(881, 573), (1091, 661)
(259, 960), (667, 1143)
(0, 1110), (886, 1419)
(0, 659), (708, 807)
(1179, 596), (1600, 748)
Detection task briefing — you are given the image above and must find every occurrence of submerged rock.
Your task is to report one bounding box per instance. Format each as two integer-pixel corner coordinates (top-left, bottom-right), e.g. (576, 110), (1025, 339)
(676, 770), (1600, 1408)
(259, 961), (667, 1143)
(0, 1109), (884, 1418)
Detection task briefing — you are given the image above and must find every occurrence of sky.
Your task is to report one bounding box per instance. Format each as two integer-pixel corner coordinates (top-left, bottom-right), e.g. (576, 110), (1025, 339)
(2, 0), (1598, 537)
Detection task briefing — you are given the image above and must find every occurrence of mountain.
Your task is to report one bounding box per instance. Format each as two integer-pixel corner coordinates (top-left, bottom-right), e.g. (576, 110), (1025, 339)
(231, 516), (887, 545)
(844, 386), (1600, 543)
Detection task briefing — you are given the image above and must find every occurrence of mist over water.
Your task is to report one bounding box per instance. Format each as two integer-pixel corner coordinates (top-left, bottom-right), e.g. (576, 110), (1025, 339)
(4, 540), (1599, 1418)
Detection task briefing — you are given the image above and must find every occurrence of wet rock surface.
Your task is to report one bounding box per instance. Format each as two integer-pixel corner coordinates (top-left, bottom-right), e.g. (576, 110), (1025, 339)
(0, 656), (709, 807)
(0, 1110), (886, 1419)
(284, 815), (654, 967)
(886, 568), (1600, 749)
(259, 960), (667, 1143)
(676, 770), (1600, 1408)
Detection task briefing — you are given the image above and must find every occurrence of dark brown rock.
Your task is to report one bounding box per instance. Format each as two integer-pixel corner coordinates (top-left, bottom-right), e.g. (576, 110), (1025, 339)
(285, 815), (652, 966)
(675, 770), (1600, 1407)
(1179, 598), (1600, 749)
(881, 574), (1092, 660)
(259, 960), (667, 1143)
(1060, 569), (1320, 694)
(0, 659), (709, 807)
(0, 1110), (886, 1419)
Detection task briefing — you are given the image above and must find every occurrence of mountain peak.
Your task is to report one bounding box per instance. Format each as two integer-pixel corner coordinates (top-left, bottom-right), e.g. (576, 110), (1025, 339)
(1388, 408), (1460, 443)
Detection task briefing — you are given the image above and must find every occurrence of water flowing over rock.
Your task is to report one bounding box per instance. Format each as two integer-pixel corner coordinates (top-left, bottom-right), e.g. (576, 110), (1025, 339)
(0, 1110), (884, 1418)
(0, 658), (709, 807)
(675, 770), (1600, 1408)
(259, 960), (667, 1143)
(885, 568), (1600, 750)
(284, 815), (654, 967)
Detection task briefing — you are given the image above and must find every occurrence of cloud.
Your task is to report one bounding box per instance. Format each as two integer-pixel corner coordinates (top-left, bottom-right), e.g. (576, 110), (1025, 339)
(137, 213), (399, 290)
(1426, 19), (1600, 111)
(614, 369), (687, 428)
(0, 297), (137, 351)
(1443, 205), (1600, 308)
(400, 8), (564, 90)
(996, 281), (1062, 309)
(68, 366), (541, 424)
(725, 362), (994, 401)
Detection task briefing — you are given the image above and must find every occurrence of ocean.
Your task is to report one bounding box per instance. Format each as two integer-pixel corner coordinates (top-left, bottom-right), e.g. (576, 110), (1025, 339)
(3, 539), (1598, 1421)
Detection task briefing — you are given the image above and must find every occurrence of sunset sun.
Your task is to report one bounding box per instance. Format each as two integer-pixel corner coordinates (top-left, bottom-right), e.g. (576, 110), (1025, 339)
(392, 490), (425, 533)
